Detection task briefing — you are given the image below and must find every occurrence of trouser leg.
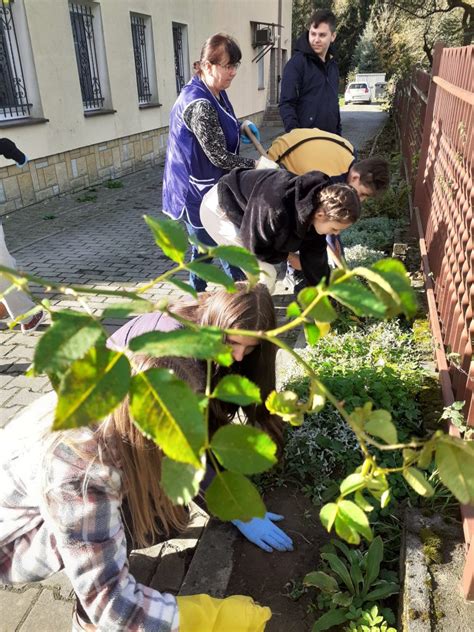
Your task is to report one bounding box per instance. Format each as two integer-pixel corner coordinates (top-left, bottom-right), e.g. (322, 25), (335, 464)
(200, 185), (277, 292)
(0, 224), (35, 321)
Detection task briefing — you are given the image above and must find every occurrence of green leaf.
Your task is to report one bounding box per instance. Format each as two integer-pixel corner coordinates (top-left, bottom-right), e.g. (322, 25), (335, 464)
(340, 473), (367, 496)
(338, 500), (373, 542)
(335, 514), (361, 545)
(186, 261), (235, 290)
(205, 471), (265, 521)
(350, 557), (364, 595)
(333, 591), (353, 607)
(435, 436), (474, 504)
(161, 457), (205, 505)
(102, 299), (157, 319)
(145, 215), (188, 263)
(303, 571), (339, 593)
(321, 552), (355, 593)
(354, 491), (373, 512)
(304, 322), (321, 346)
(130, 368), (206, 467)
(365, 410), (398, 445)
(380, 489), (391, 509)
(212, 375), (261, 406)
(54, 346), (130, 429)
(211, 245), (260, 276)
(417, 442), (434, 470)
(129, 327), (233, 366)
(312, 608), (349, 632)
(364, 536), (383, 592)
(366, 581), (399, 601)
(265, 390), (305, 426)
(329, 278), (387, 318)
(286, 301), (302, 319)
(403, 467), (435, 497)
(168, 278), (198, 298)
(297, 287), (337, 323)
(34, 311), (105, 375)
(320, 503), (339, 532)
(210, 425), (277, 474)
(370, 258), (417, 318)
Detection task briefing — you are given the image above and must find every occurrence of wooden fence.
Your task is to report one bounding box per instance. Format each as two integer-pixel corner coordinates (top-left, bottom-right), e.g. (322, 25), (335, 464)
(394, 42), (474, 599)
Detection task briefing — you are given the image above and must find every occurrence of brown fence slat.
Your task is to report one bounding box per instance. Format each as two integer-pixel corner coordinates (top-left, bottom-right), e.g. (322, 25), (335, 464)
(395, 42), (474, 600)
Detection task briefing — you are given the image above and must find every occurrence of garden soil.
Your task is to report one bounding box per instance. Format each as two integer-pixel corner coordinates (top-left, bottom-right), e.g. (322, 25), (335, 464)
(226, 486), (330, 632)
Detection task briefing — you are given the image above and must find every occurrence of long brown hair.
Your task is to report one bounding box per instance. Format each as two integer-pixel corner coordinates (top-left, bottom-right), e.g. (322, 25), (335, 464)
(171, 283), (284, 449)
(96, 355), (203, 548)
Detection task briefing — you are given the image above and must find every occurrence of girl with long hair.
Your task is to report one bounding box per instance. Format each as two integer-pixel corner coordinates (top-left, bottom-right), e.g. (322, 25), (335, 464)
(0, 284), (287, 631)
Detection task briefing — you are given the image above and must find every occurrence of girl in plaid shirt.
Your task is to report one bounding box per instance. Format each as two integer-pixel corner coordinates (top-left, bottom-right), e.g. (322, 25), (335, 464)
(1, 284), (281, 631)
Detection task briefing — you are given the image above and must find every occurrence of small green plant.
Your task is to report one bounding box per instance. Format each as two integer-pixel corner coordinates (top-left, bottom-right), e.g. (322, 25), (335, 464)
(346, 605), (396, 632)
(76, 194), (97, 203)
(304, 537), (398, 631)
(42, 214), (56, 220)
(105, 179), (123, 189)
(439, 400), (473, 439)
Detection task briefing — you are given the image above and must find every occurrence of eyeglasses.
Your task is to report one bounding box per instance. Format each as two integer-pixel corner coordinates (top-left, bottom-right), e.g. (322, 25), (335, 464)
(215, 62), (241, 71)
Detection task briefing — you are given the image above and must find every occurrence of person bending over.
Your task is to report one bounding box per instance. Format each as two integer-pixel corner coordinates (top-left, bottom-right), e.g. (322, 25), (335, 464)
(200, 169), (360, 291)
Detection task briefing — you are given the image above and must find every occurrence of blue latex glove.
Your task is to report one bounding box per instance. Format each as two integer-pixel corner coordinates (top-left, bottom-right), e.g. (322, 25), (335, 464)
(232, 512), (293, 552)
(240, 120), (261, 144)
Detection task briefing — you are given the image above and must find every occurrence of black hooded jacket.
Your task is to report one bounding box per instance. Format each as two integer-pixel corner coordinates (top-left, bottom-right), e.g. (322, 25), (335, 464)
(217, 168), (331, 287)
(279, 31), (341, 135)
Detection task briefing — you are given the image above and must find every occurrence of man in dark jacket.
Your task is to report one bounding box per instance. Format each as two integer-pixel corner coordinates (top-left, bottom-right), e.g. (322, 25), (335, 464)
(279, 9), (341, 135)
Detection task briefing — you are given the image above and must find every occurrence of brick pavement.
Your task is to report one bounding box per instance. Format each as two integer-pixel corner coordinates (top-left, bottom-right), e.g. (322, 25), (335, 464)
(0, 107), (387, 631)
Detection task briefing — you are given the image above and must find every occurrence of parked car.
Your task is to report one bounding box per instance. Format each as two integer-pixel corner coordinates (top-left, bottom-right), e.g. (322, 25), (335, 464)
(344, 82), (371, 104)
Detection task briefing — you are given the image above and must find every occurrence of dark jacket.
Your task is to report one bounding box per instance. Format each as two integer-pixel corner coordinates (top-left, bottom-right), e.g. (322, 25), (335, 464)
(279, 32), (341, 135)
(217, 168), (331, 287)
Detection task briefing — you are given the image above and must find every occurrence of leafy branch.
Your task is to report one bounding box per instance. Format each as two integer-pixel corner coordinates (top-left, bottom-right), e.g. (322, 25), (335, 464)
(1, 216), (473, 545)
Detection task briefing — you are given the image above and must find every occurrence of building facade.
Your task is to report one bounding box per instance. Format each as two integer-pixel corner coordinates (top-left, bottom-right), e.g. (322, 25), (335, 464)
(0, 0), (291, 214)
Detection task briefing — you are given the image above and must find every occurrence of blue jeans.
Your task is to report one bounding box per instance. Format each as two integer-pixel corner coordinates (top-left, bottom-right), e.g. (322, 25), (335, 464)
(184, 222), (246, 292)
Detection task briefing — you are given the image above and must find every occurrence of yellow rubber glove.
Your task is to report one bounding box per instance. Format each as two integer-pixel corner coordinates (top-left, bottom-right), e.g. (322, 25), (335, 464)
(176, 594), (271, 632)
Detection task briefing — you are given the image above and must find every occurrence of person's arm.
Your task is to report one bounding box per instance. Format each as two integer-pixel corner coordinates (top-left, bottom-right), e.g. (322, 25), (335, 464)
(279, 58), (302, 133)
(42, 448), (179, 631)
(183, 100), (255, 170)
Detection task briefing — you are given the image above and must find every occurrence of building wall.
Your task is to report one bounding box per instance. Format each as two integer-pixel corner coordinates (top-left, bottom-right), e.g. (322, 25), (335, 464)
(0, 0), (292, 214)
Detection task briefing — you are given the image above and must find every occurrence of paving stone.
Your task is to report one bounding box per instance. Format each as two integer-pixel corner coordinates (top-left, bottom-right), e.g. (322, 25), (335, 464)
(19, 588), (74, 632)
(0, 585), (42, 632)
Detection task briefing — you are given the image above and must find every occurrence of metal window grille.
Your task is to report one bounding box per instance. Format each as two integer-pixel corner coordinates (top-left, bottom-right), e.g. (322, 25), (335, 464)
(131, 15), (152, 104)
(69, 3), (104, 110)
(172, 23), (186, 95)
(0, 1), (30, 118)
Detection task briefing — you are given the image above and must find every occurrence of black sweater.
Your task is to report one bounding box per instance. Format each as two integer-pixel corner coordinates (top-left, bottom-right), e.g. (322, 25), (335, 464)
(217, 168), (331, 286)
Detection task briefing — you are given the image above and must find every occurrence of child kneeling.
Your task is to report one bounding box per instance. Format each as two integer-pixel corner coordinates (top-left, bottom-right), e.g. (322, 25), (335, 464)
(200, 168), (360, 291)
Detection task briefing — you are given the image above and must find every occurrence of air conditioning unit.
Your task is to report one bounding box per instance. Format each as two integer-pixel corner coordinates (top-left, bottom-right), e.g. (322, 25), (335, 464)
(254, 28), (273, 46)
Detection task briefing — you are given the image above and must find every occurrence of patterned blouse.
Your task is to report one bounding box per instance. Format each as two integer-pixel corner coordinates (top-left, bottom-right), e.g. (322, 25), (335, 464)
(183, 99), (255, 170)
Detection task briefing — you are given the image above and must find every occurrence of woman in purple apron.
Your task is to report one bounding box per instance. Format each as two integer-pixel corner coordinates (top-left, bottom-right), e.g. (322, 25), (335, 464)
(162, 33), (263, 291)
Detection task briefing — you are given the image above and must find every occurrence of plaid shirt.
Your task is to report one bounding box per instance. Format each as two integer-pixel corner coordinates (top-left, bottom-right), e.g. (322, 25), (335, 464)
(0, 393), (179, 631)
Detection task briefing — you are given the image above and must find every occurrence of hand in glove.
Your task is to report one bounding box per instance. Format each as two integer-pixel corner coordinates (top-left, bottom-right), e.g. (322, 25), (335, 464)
(240, 120), (261, 144)
(255, 155), (279, 170)
(232, 512), (293, 552)
(177, 594), (271, 632)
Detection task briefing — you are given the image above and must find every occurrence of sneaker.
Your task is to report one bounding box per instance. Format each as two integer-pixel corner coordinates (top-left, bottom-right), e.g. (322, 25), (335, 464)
(21, 310), (46, 334)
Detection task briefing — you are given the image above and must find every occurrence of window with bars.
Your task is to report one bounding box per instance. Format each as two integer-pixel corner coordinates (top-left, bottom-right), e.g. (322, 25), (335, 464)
(130, 13), (158, 106)
(0, 0), (30, 119)
(172, 23), (189, 96)
(69, 2), (105, 110)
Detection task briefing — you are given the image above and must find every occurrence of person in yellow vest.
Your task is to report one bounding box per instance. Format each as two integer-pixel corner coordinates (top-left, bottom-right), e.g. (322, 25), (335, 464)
(267, 128), (389, 291)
